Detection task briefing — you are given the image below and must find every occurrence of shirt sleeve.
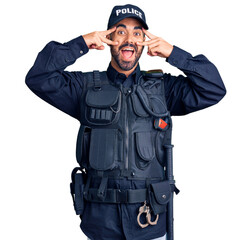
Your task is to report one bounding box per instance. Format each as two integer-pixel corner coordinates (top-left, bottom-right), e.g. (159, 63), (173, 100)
(164, 46), (226, 116)
(25, 36), (89, 120)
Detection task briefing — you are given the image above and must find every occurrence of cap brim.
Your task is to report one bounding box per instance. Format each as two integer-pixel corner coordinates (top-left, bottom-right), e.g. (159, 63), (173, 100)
(108, 15), (148, 30)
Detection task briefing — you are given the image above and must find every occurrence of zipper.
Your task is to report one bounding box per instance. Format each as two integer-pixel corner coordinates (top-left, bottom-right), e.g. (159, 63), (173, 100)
(124, 88), (131, 170)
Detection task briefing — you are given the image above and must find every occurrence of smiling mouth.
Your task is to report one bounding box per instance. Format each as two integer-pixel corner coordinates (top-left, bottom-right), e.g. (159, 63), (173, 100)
(121, 48), (135, 60)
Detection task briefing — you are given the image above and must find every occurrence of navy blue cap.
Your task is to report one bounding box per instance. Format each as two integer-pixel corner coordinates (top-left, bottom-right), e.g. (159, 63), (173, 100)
(107, 4), (148, 30)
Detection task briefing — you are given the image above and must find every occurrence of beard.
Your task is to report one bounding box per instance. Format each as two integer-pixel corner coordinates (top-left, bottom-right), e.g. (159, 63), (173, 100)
(110, 43), (144, 71)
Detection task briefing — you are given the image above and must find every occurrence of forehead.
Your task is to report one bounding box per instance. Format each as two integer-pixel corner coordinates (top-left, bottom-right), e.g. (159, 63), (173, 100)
(115, 18), (143, 29)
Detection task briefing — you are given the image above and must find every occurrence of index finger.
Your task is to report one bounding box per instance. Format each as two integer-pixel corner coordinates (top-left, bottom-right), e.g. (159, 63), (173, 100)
(100, 35), (118, 46)
(100, 27), (117, 36)
(137, 38), (159, 46)
(142, 28), (157, 40)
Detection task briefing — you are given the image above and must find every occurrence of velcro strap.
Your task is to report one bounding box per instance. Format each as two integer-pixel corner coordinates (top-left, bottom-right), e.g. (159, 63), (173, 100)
(171, 184), (180, 195)
(97, 177), (108, 201)
(93, 70), (101, 90)
(168, 180), (180, 195)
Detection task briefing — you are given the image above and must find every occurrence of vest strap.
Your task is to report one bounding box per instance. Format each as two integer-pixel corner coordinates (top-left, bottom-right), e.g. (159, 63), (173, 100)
(93, 70), (102, 90)
(83, 174), (91, 199)
(97, 177), (108, 201)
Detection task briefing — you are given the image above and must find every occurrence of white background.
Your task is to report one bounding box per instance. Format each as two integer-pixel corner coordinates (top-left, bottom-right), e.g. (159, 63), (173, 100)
(1, 0), (252, 239)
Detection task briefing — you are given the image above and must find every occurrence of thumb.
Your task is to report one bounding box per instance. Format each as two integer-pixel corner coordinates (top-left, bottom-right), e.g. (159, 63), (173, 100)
(96, 45), (105, 50)
(90, 44), (105, 50)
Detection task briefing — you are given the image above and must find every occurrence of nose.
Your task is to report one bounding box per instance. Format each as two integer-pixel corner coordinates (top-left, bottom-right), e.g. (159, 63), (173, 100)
(125, 32), (135, 44)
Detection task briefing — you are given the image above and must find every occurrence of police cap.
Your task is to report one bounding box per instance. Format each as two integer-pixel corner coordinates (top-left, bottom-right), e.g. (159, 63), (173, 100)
(107, 4), (148, 30)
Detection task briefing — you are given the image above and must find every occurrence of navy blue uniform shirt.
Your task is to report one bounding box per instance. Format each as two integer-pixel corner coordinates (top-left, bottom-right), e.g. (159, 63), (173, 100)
(25, 36), (226, 240)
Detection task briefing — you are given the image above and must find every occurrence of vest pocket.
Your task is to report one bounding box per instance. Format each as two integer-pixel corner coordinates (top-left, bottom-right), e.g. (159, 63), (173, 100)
(76, 125), (91, 168)
(155, 131), (166, 166)
(135, 132), (155, 169)
(131, 92), (149, 117)
(85, 86), (121, 125)
(89, 128), (118, 170)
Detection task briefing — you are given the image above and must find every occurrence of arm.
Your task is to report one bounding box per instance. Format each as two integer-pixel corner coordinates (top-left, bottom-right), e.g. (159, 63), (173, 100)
(25, 28), (118, 120)
(25, 36), (88, 120)
(137, 29), (226, 116)
(164, 46), (226, 116)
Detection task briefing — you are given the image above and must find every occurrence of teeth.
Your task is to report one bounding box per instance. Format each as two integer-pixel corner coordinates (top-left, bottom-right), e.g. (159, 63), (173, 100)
(123, 48), (134, 51)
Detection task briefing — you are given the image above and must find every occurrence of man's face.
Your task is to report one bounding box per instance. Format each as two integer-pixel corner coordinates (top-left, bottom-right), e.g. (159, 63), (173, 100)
(109, 18), (145, 71)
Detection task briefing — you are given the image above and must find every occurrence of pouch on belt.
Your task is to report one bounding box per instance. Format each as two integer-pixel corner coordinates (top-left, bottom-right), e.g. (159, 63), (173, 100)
(148, 180), (172, 215)
(70, 167), (86, 215)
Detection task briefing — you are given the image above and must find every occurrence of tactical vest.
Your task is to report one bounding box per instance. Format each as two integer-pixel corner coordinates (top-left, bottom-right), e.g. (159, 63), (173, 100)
(70, 70), (179, 216)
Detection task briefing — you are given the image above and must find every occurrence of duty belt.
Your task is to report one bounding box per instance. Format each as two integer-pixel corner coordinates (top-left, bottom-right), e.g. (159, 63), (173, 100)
(85, 188), (147, 204)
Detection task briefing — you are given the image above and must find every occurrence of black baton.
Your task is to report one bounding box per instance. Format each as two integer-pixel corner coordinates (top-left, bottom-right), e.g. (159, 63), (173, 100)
(163, 115), (179, 240)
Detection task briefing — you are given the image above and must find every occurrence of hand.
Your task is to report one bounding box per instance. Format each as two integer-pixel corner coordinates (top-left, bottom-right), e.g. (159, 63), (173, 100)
(137, 29), (173, 58)
(82, 27), (118, 50)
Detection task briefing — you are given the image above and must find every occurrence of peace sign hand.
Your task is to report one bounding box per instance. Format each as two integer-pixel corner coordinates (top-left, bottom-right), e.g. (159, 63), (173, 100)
(82, 27), (118, 50)
(137, 28), (173, 58)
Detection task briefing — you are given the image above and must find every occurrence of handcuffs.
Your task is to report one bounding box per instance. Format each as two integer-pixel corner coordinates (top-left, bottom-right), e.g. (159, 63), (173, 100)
(137, 201), (159, 228)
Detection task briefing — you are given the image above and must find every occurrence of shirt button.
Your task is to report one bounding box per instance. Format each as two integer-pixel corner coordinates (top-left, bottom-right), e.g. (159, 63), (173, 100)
(80, 50), (83, 54)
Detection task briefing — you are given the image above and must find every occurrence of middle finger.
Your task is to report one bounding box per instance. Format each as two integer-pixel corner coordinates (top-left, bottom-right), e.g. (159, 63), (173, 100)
(100, 35), (118, 46)
(137, 38), (159, 46)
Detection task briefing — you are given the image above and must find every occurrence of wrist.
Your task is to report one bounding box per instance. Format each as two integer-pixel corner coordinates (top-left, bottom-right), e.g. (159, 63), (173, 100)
(165, 44), (174, 58)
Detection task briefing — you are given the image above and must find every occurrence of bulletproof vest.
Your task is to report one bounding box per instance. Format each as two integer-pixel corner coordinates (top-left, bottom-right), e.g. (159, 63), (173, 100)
(70, 70), (179, 233)
(75, 70), (171, 180)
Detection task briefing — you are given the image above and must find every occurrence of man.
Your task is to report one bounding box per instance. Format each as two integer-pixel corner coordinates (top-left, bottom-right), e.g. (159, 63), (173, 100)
(25, 4), (226, 240)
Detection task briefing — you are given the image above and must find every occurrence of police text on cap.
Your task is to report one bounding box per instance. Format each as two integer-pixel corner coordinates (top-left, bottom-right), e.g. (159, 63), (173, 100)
(116, 8), (143, 19)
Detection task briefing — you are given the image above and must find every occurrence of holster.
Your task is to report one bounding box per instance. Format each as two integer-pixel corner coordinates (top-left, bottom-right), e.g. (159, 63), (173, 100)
(70, 167), (86, 215)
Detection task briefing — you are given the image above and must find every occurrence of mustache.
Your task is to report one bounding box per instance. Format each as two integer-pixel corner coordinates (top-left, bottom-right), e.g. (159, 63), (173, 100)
(119, 43), (138, 52)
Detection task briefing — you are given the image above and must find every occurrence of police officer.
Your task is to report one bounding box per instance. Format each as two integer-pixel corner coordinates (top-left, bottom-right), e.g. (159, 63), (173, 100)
(25, 4), (226, 240)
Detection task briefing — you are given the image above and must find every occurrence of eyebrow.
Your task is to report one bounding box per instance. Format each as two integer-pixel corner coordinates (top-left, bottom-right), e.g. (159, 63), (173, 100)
(116, 24), (143, 30)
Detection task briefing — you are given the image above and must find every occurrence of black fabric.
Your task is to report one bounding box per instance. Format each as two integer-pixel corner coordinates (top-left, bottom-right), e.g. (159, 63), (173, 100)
(89, 128), (118, 170)
(70, 168), (86, 215)
(149, 180), (172, 215)
(93, 70), (101, 89)
(85, 83), (121, 125)
(136, 85), (169, 118)
(135, 132), (154, 169)
(97, 177), (108, 201)
(86, 187), (147, 203)
(80, 178), (167, 240)
(25, 35), (226, 240)
(131, 91), (149, 117)
(86, 86), (120, 108)
(76, 125), (91, 168)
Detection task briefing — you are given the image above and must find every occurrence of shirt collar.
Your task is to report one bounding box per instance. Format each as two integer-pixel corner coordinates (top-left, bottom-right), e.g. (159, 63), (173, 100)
(107, 62), (141, 85)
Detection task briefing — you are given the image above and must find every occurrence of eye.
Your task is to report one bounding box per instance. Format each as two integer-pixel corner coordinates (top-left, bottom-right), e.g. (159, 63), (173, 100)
(118, 30), (125, 35)
(134, 32), (141, 37)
